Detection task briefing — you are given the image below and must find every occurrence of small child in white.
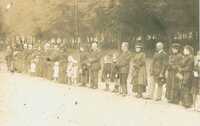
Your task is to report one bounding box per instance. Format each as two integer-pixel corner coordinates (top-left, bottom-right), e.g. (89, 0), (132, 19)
(53, 61), (60, 81)
(30, 57), (37, 76)
(66, 56), (78, 85)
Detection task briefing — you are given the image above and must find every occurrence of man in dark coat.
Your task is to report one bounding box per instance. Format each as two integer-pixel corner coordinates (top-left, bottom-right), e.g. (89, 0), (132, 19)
(5, 46), (14, 72)
(21, 43), (29, 73)
(150, 42), (168, 101)
(115, 42), (132, 96)
(166, 43), (183, 104)
(79, 45), (90, 87)
(180, 45), (194, 108)
(88, 42), (102, 89)
(193, 51), (200, 111)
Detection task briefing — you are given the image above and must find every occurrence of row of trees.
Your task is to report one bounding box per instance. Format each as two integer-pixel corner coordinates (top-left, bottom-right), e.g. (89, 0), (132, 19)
(0, 0), (199, 48)
(93, 0), (199, 41)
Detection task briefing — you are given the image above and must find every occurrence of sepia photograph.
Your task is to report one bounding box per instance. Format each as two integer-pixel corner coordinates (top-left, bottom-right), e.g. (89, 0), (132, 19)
(0, 0), (199, 126)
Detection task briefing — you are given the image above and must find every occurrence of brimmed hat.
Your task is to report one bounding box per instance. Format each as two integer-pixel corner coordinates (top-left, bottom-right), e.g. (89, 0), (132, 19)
(171, 43), (181, 49)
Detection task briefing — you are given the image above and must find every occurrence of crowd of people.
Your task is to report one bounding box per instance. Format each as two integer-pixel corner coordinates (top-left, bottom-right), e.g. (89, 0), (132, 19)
(4, 36), (200, 112)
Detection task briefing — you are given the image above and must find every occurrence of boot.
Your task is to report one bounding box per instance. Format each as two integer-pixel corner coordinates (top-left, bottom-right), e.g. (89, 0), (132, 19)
(112, 85), (119, 93)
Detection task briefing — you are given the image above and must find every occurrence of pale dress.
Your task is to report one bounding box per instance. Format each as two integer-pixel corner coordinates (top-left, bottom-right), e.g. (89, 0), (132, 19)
(53, 65), (59, 79)
(30, 61), (36, 73)
(66, 62), (78, 79)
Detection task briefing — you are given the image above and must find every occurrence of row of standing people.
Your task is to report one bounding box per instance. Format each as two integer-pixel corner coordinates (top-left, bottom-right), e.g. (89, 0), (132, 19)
(5, 40), (200, 111)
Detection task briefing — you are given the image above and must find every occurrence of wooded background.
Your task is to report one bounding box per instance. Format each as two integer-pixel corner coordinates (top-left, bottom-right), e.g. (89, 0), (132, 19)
(0, 0), (199, 50)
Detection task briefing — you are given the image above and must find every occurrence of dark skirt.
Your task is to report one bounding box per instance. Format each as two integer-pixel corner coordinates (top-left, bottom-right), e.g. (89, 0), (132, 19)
(181, 85), (193, 108)
(166, 70), (182, 103)
(192, 77), (200, 95)
(132, 85), (146, 93)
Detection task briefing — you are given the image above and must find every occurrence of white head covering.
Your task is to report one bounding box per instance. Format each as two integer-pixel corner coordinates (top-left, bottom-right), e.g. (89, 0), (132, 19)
(156, 42), (164, 50)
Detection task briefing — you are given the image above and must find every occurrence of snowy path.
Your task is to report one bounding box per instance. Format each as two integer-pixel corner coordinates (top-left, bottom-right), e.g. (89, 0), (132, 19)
(0, 72), (200, 126)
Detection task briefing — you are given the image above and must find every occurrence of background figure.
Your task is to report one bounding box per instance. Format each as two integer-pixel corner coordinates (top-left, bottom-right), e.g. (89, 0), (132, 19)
(180, 45), (194, 108)
(66, 56), (78, 85)
(116, 42), (131, 96)
(79, 46), (89, 87)
(150, 42), (168, 101)
(13, 50), (23, 73)
(131, 43), (147, 98)
(5, 46), (14, 72)
(193, 51), (200, 111)
(166, 43), (183, 104)
(58, 57), (67, 84)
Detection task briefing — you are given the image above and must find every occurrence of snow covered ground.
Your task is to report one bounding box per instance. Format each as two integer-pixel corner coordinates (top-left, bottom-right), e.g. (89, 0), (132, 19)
(0, 72), (200, 126)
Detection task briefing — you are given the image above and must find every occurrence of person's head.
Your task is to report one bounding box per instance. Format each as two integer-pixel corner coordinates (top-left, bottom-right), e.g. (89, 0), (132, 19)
(171, 48), (178, 54)
(196, 51), (200, 66)
(21, 36), (25, 42)
(28, 44), (32, 50)
(57, 38), (62, 44)
(135, 43), (143, 53)
(183, 45), (194, 56)
(156, 42), (164, 51)
(121, 42), (129, 52)
(54, 44), (58, 50)
(197, 51), (200, 57)
(171, 43), (180, 54)
(44, 43), (50, 51)
(197, 59), (200, 67)
(16, 36), (20, 42)
(23, 43), (28, 49)
(55, 61), (59, 66)
(35, 56), (39, 62)
(51, 38), (56, 44)
(112, 53), (118, 62)
(104, 55), (108, 62)
(68, 55), (73, 62)
(80, 47), (84, 52)
(7, 46), (11, 50)
(38, 46), (41, 51)
(91, 42), (98, 51)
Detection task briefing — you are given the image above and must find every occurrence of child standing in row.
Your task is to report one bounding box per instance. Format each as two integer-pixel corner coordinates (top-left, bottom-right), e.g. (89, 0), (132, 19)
(30, 56), (38, 76)
(66, 56), (78, 85)
(53, 61), (60, 81)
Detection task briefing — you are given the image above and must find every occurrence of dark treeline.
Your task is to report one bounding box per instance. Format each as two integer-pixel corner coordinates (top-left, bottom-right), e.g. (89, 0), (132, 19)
(0, 0), (199, 51)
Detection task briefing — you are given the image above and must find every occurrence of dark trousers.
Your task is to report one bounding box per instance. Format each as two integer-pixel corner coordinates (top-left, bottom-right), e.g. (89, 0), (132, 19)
(81, 69), (89, 85)
(119, 73), (128, 94)
(90, 70), (99, 88)
(181, 85), (193, 108)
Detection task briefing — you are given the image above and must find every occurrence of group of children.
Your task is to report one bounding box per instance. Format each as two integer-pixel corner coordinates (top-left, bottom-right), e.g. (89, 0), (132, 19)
(30, 54), (79, 85)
